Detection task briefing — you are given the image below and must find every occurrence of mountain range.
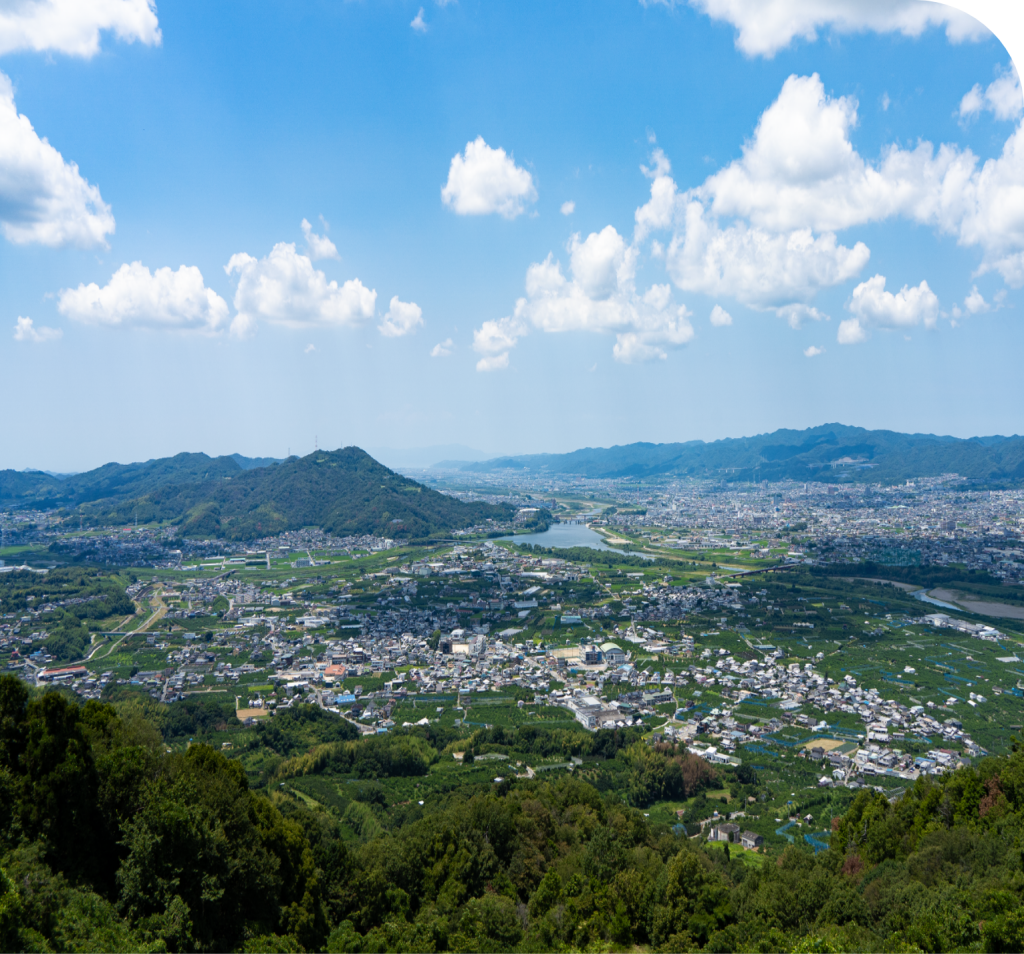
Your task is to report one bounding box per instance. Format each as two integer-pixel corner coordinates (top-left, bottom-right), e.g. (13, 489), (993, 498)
(4, 425), (1023, 543)
(447, 424), (1024, 484)
(0, 453), (282, 509)
(0, 448), (512, 541)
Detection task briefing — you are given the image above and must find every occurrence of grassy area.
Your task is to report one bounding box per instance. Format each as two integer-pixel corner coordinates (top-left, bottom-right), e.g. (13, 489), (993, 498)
(704, 840), (766, 868)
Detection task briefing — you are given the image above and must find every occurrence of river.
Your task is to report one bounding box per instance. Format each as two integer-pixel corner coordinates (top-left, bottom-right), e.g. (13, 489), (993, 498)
(498, 521), (649, 556)
(911, 589), (961, 611)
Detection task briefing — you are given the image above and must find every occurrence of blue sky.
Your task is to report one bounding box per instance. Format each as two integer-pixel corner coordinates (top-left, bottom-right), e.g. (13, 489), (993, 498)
(1, 0), (1022, 471)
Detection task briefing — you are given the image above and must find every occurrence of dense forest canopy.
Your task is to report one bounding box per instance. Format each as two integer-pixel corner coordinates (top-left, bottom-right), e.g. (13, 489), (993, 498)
(3, 676), (1024, 953)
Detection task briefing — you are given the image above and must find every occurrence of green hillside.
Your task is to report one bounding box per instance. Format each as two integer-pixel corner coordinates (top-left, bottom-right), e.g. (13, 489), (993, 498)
(0, 470), (62, 507)
(0, 452), (275, 509)
(81, 447), (513, 540)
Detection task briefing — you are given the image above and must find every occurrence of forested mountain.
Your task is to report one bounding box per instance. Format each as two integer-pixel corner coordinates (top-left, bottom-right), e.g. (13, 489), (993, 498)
(0, 469), (62, 506)
(3, 679), (1024, 953)
(0, 448), (512, 541)
(455, 424), (1024, 484)
(80, 447), (512, 540)
(0, 452), (279, 509)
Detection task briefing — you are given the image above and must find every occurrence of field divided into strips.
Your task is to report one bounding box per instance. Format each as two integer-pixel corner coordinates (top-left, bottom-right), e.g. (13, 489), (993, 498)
(672, 573), (1024, 754)
(635, 576), (1024, 839)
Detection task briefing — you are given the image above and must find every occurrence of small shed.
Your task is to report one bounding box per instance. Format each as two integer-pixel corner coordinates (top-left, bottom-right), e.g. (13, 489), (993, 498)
(741, 831), (764, 850)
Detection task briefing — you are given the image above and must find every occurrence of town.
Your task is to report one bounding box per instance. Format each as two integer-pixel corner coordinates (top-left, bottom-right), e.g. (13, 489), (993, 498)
(5, 468), (1022, 845)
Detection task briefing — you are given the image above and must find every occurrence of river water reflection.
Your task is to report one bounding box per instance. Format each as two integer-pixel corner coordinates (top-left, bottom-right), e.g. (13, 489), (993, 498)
(498, 521), (649, 557)
(911, 589), (961, 611)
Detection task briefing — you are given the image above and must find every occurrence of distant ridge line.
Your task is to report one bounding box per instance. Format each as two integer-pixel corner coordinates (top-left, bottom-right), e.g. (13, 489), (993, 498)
(450, 424), (1024, 485)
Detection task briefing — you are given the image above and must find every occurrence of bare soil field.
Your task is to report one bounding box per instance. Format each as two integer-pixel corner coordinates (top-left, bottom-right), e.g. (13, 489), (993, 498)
(801, 738), (847, 752)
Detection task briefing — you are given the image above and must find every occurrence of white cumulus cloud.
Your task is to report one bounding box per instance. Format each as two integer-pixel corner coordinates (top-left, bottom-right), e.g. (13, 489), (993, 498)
(611, 303), (694, 363)
(441, 136), (537, 219)
(0, 0), (160, 58)
(960, 65), (1022, 122)
(473, 225), (694, 367)
(0, 72), (114, 247)
(838, 273), (939, 344)
(472, 315), (526, 371)
(0, 2), (160, 248)
(411, 7), (427, 32)
(775, 303), (828, 329)
(696, 74), (981, 235)
(709, 304), (732, 326)
(679, 0), (986, 59)
(632, 72), (1024, 312)
(803, 344), (824, 357)
(634, 148), (678, 240)
(694, 73), (1024, 282)
(664, 201), (869, 309)
(225, 242), (376, 337)
(954, 124), (1024, 284)
(58, 262), (229, 332)
(836, 318), (866, 344)
(567, 226), (636, 301)
(301, 218), (339, 260)
(476, 352), (510, 372)
(431, 338), (453, 357)
(952, 285), (997, 319)
(13, 316), (61, 343)
(560, 200), (575, 215)
(626, 87), (876, 320)
(963, 285), (990, 314)
(379, 296), (423, 337)
(473, 65), (1024, 359)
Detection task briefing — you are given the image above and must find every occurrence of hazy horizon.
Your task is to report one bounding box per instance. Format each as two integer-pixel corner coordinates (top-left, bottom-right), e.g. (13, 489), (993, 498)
(10, 421), (1024, 476)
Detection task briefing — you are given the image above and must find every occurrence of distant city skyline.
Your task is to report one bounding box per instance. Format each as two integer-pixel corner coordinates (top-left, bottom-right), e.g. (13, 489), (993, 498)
(1, 0), (1023, 471)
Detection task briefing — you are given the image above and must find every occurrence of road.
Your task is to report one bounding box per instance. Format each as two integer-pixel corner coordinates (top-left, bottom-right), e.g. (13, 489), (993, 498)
(79, 584), (167, 666)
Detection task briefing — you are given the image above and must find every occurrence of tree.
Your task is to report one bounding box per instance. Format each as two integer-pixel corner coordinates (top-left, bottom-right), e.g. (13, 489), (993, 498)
(0, 865), (23, 952)
(736, 763), (757, 786)
(983, 909), (1024, 953)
